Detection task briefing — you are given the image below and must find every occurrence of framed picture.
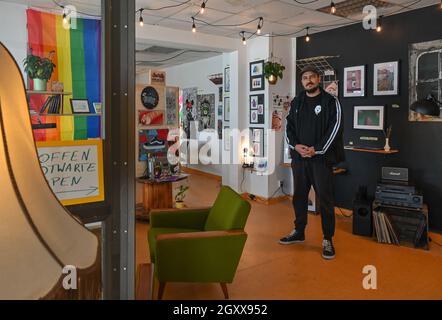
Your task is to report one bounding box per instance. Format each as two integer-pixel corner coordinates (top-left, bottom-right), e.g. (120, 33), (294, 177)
(249, 94), (265, 124)
(92, 102), (102, 114)
(353, 106), (385, 130)
(250, 60), (265, 92)
(70, 99), (91, 114)
(344, 65), (365, 97)
(224, 126), (231, 151)
(224, 67), (230, 93)
(150, 70), (166, 86)
(165, 86), (179, 126)
(139, 110), (164, 126)
(374, 61), (399, 96)
(250, 127), (264, 157)
(224, 96), (230, 122)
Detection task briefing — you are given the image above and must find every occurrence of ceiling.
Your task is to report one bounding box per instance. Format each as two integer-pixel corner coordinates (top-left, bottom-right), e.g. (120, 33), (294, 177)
(1, 0), (439, 68)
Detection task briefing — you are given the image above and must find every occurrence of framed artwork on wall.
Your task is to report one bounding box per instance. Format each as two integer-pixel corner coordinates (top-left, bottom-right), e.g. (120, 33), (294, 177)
(249, 94), (265, 124)
(165, 86), (179, 126)
(353, 106), (385, 130)
(373, 61), (399, 96)
(343, 65), (365, 97)
(224, 96), (230, 122)
(70, 99), (91, 114)
(224, 126), (231, 151)
(224, 67), (230, 93)
(250, 127), (264, 158)
(250, 60), (265, 92)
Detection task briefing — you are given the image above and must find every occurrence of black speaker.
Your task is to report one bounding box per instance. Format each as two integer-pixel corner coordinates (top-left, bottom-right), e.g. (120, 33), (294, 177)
(353, 199), (373, 237)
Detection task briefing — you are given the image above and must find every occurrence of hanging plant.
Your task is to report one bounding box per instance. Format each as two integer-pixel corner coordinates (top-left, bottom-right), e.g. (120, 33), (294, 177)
(264, 61), (285, 85)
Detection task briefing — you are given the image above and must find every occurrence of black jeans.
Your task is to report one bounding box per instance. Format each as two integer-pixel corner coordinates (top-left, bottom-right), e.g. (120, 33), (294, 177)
(291, 158), (335, 240)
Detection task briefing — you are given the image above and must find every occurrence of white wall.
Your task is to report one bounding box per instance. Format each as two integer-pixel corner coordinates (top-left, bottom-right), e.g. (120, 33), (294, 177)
(0, 2), (28, 78)
(164, 55), (224, 176)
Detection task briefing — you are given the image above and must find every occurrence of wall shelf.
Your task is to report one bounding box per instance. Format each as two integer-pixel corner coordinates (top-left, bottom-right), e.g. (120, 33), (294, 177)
(27, 90), (72, 95)
(344, 146), (399, 154)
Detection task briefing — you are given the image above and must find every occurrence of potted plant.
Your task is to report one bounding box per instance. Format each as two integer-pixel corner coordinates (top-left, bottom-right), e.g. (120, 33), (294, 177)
(264, 61), (285, 85)
(175, 185), (189, 209)
(24, 51), (56, 91)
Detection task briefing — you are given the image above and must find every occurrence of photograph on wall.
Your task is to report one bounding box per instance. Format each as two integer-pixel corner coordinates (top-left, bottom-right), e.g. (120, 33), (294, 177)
(249, 94), (265, 124)
(409, 39), (442, 122)
(139, 110), (164, 126)
(272, 110), (283, 131)
(165, 86), (179, 126)
(138, 129), (170, 161)
(250, 60), (265, 92)
(324, 80), (339, 97)
(343, 65), (365, 97)
(374, 61), (399, 96)
(182, 87), (198, 139)
(250, 127), (264, 158)
(353, 106), (384, 130)
(218, 104), (223, 117)
(224, 96), (230, 122)
(218, 120), (223, 139)
(196, 94), (216, 131)
(224, 67), (230, 93)
(219, 86), (223, 102)
(224, 126), (231, 151)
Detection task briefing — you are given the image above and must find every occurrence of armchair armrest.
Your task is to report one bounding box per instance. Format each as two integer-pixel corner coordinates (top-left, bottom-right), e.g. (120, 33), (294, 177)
(155, 230), (247, 283)
(150, 207), (211, 229)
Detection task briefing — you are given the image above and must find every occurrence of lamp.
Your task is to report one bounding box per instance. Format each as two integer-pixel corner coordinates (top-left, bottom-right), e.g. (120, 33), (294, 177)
(410, 94), (441, 117)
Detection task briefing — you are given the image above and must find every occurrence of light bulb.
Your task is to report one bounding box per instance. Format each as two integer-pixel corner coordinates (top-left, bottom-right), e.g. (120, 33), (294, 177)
(257, 25), (261, 35)
(376, 16), (382, 32)
(139, 16), (144, 27)
(331, 2), (336, 14)
(201, 2), (205, 14)
(62, 13), (68, 24)
(306, 35), (310, 42)
(192, 18), (196, 33)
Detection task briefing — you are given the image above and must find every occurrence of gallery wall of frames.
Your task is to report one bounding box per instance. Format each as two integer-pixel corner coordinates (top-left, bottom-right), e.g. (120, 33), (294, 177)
(297, 5), (442, 231)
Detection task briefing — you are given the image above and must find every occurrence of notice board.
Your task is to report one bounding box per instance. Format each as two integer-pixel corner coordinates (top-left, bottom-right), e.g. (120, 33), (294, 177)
(36, 140), (105, 206)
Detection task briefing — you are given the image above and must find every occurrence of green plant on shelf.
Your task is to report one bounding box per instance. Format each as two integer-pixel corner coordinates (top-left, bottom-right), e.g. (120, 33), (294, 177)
(24, 51), (56, 81)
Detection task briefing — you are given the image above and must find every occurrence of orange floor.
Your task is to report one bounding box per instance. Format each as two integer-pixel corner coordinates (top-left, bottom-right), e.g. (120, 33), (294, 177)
(136, 174), (442, 300)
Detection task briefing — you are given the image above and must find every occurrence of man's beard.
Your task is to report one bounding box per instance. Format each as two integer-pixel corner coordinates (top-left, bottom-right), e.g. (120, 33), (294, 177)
(305, 83), (320, 94)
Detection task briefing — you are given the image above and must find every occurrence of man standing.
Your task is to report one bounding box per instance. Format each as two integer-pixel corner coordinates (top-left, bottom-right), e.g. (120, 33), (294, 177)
(280, 66), (344, 260)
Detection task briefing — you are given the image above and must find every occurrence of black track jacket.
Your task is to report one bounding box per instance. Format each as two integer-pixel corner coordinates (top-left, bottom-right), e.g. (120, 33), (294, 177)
(285, 87), (345, 165)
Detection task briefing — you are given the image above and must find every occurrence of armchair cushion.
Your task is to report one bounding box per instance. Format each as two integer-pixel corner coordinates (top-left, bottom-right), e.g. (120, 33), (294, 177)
(150, 207), (211, 230)
(148, 227), (200, 262)
(204, 186), (251, 231)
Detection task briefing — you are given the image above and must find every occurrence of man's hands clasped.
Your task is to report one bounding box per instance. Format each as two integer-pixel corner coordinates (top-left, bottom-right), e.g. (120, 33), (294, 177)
(295, 144), (316, 158)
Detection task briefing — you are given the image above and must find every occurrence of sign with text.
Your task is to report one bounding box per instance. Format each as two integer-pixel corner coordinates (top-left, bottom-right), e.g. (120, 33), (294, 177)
(36, 140), (104, 206)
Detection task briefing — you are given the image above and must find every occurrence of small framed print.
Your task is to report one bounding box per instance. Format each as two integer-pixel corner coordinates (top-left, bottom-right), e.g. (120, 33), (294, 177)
(70, 99), (91, 114)
(224, 67), (230, 93)
(250, 127), (264, 157)
(224, 96), (230, 122)
(374, 61), (399, 96)
(353, 106), (384, 130)
(249, 94), (265, 124)
(250, 76), (265, 91)
(224, 126), (231, 151)
(250, 60), (265, 92)
(92, 102), (102, 114)
(344, 65), (365, 97)
(250, 60), (264, 77)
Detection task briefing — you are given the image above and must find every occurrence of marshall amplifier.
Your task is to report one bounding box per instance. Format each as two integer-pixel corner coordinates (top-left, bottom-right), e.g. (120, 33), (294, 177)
(382, 167), (409, 182)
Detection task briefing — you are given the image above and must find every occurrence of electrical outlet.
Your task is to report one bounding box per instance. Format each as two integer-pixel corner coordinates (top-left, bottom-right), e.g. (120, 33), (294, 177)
(278, 180), (284, 188)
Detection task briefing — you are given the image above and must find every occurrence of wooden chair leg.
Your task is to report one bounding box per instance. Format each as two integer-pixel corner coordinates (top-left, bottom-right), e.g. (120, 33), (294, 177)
(149, 263), (155, 300)
(158, 282), (166, 300)
(220, 283), (229, 300)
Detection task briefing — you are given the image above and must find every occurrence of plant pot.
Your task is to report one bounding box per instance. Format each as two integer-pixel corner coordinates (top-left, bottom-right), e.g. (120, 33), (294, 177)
(175, 201), (185, 209)
(33, 78), (47, 91)
(268, 75), (278, 85)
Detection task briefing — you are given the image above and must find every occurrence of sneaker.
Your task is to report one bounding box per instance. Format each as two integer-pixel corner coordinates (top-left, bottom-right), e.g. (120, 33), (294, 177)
(279, 229), (305, 245)
(322, 239), (336, 260)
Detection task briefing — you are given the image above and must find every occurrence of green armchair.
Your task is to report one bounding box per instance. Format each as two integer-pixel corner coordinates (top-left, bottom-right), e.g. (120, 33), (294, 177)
(148, 186), (251, 300)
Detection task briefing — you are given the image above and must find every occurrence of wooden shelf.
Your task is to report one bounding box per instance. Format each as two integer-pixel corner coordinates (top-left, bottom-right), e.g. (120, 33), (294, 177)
(344, 146), (399, 154)
(32, 113), (101, 117)
(27, 90), (72, 95)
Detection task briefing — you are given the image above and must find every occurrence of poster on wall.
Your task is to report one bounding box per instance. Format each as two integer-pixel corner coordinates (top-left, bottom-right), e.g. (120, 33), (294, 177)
(373, 61), (399, 96)
(218, 120), (223, 139)
(224, 67), (230, 93)
(409, 39), (442, 122)
(250, 127), (265, 158)
(224, 96), (230, 122)
(166, 86), (179, 126)
(197, 94), (216, 131)
(138, 129), (170, 161)
(150, 70), (166, 86)
(182, 87), (198, 139)
(224, 126), (231, 151)
(139, 110), (164, 126)
(272, 110), (283, 131)
(250, 60), (265, 92)
(343, 65), (365, 97)
(250, 94), (265, 124)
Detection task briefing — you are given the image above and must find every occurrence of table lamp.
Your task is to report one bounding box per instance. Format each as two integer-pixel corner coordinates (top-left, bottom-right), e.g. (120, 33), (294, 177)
(410, 94), (441, 117)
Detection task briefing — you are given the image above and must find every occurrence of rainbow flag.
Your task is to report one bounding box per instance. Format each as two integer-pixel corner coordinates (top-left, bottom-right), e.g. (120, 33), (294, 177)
(26, 9), (101, 142)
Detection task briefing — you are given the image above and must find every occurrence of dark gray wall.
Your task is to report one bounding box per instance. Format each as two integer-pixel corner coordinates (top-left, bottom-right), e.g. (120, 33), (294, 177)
(297, 5), (442, 232)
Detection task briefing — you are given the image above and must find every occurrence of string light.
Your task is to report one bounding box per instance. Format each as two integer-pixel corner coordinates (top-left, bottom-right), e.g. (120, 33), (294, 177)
(330, 1), (336, 14)
(200, 1), (206, 14)
(376, 15), (382, 32)
(241, 32), (247, 45)
(257, 17), (263, 34)
(139, 9), (144, 27)
(305, 27), (310, 42)
(62, 12), (68, 24)
(192, 17), (196, 33)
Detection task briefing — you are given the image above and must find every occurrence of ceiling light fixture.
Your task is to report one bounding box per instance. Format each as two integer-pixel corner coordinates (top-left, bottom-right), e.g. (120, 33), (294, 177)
(200, 1), (206, 14)
(305, 27), (310, 42)
(257, 17), (263, 35)
(139, 9), (144, 27)
(192, 17), (196, 33)
(241, 32), (247, 45)
(376, 15), (382, 32)
(330, 1), (336, 14)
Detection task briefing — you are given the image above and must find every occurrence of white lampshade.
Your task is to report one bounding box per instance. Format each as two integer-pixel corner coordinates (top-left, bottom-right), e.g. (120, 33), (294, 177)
(0, 42), (100, 299)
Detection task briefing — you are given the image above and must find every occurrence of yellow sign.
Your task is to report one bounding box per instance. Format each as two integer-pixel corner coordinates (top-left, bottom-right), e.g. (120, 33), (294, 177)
(36, 140), (104, 206)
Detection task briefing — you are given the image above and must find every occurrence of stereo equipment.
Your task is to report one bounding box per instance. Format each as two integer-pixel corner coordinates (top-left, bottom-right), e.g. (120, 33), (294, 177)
(375, 182), (423, 210)
(353, 187), (373, 237)
(382, 167), (409, 182)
